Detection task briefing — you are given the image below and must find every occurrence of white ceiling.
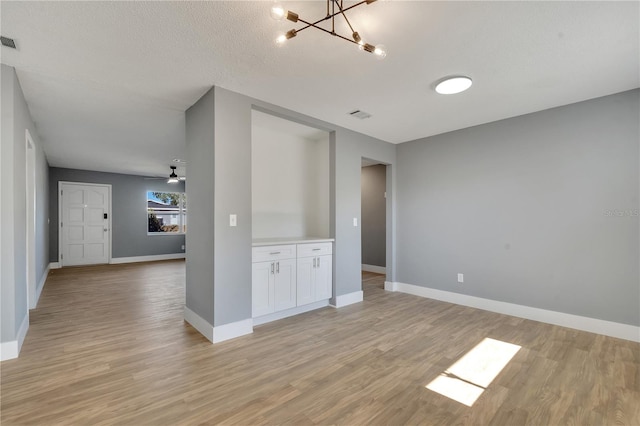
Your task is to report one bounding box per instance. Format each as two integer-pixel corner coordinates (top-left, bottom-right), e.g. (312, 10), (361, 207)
(1, 1), (638, 177)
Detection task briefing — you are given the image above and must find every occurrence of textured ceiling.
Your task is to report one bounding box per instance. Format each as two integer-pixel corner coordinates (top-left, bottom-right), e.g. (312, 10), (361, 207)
(1, 1), (638, 177)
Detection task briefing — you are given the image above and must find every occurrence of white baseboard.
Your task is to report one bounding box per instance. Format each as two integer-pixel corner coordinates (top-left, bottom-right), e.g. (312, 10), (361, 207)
(213, 318), (253, 343)
(332, 290), (364, 308)
(111, 253), (186, 264)
(49, 262), (60, 269)
(386, 281), (640, 343)
(362, 264), (386, 274)
(1, 313), (29, 361)
(184, 306), (214, 342)
(184, 307), (253, 343)
(34, 264), (50, 308)
(17, 312), (29, 354)
(0, 341), (18, 361)
(253, 300), (330, 326)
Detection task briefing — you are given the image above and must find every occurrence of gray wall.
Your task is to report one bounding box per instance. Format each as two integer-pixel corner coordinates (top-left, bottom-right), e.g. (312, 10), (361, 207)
(361, 165), (387, 267)
(185, 86), (397, 330)
(331, 128), (397, 296)
(397, 89), (640, 326)
(1, 64), (49, 345)
(212, 88), (253, 325)
(49, 167), (185, 261)
(185, 86), (253, 327)
(185, 87), (216, 325)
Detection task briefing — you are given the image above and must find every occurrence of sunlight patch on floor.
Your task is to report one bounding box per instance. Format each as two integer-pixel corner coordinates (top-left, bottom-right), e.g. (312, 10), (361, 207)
(426, 337), (521, 406)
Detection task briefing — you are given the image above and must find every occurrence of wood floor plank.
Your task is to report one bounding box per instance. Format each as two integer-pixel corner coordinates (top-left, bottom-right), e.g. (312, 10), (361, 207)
(1, 262), (638, 425)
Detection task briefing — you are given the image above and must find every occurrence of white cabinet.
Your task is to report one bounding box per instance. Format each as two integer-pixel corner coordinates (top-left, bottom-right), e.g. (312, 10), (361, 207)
(296, 243), (333, 306)
(314, 255), (332, 300)
(274, 258), (296, 311)
(252, 261), (274, 317)
(252, 241), (333, 319)
(251, 245), (297, 317)
(296, 256), (315, 306)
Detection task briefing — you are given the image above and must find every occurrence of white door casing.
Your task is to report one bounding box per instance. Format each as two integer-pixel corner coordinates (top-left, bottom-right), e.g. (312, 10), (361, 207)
(25, 130), (36, 308)
(59, 182), (111, 266)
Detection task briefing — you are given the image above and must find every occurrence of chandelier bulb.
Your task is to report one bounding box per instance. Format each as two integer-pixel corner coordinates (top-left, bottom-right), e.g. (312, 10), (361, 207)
(270, 3), (286, 20)
(275, 29), (297, 45)
(275, 32), (287, 45)
(373, 44), (387, 59)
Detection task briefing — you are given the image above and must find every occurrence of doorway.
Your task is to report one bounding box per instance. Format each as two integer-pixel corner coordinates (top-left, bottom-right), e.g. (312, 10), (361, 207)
(361, 159), (387, 294)
(59, 182), (112, 267)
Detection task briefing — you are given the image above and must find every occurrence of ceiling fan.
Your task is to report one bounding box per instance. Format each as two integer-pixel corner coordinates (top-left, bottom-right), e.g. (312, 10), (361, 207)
(145, 165), (186, 183)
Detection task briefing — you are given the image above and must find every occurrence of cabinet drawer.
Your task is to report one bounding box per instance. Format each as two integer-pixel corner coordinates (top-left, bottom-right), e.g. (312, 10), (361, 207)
(297, 242), (333, 258)
(252, 245), (296, 262)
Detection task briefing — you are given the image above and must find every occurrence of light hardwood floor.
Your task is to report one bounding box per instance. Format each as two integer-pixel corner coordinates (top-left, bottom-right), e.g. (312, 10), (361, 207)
(1, 262), (638, 425)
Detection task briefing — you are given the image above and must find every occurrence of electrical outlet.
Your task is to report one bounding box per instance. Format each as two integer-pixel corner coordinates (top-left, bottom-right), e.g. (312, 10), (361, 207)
(457, 273), (464, 283)
(230, 214), (237, 227)
(181, 245), (185, 250)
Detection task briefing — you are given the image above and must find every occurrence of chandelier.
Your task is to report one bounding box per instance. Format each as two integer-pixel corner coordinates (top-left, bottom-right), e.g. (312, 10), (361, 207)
(270, 0), (387, 59)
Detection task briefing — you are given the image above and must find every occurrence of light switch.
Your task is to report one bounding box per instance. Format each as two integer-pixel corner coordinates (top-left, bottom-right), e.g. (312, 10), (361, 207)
(457, 273), (464, 283)
(353, 217), (358, 227)
(230, 214), (237, 227)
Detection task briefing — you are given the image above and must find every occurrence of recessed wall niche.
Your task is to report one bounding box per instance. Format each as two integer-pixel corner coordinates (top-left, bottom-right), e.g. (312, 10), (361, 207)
(251, 110), (330, 239)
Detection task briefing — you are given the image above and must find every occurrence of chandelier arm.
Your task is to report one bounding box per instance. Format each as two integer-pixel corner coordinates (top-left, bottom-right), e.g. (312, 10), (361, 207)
(299, 0), (370, 23)
(332, 1), (335, 34)
(297, 18), (360, 46)
(290, 0), (369, 28)
(327, 0), (370, 17)
(333, 0), (356, 34)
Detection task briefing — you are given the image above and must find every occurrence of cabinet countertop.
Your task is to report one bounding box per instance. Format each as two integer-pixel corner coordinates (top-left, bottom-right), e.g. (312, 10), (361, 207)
(252, 237), (335, 247)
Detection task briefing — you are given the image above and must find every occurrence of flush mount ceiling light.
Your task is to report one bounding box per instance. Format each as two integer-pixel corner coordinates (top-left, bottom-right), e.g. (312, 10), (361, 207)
(271, 0), (387, 59)
(435, 76), (473, 95)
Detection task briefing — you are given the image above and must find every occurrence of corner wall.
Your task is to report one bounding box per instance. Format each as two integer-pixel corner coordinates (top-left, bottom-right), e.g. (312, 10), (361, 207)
(184, 86), (397, 342)
(1, 64), (49, 360)
(396, 89), (640, 327)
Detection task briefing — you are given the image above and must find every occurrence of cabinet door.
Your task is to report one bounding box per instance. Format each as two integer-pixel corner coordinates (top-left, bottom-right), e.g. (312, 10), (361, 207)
(252, 261), (274, 317)
(315, 255), (333, 301)
(296, 256), (315, 306)
(274, 258), (297, 311)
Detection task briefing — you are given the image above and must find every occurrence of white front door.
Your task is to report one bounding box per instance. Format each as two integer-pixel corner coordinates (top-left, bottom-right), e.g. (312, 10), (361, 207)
(60, 182), (111, 266)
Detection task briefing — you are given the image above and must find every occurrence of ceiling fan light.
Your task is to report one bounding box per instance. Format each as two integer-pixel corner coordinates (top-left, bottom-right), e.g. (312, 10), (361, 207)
(435, 76), (473, 94)
(167, 166), (179, 183)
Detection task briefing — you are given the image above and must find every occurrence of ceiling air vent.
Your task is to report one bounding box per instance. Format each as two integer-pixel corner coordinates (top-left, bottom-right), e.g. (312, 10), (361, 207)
(349, 110), (372, 120)
(1, 36), (16, 49)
